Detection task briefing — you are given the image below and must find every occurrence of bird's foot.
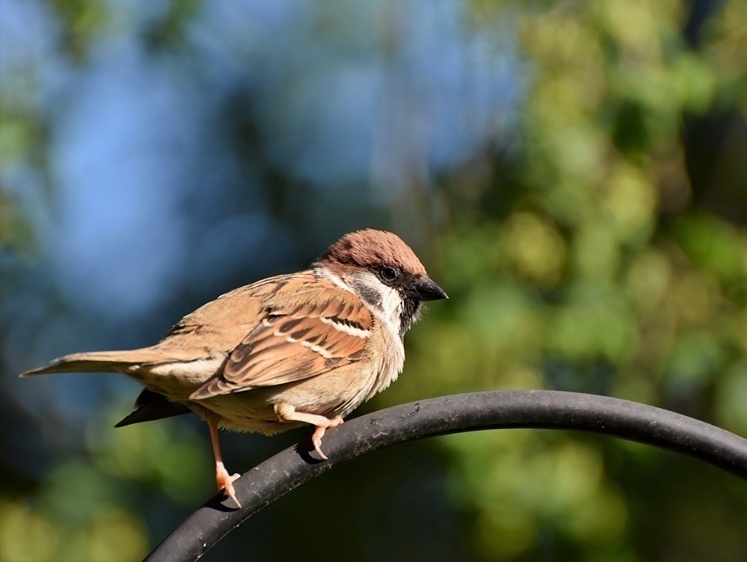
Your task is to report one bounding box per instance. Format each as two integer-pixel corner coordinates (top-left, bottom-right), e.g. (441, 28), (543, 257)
(310, 415), (345, 460)
(274, 403), (347, 460)
(215, 461), (242, 508)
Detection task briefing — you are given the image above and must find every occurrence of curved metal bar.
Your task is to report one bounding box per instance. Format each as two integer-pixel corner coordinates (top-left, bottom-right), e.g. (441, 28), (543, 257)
(145, 390), (747, 561)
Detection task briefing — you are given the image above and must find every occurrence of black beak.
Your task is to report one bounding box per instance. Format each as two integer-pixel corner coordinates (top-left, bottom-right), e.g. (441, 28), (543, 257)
(413, 275), (448, 301)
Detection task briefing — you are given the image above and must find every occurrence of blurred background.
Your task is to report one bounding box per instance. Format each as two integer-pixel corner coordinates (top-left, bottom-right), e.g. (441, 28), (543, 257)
(1, 0), (746, 560)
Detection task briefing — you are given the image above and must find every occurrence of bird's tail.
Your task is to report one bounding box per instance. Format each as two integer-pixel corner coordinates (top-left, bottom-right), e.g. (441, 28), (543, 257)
(20, 349), (158, 377)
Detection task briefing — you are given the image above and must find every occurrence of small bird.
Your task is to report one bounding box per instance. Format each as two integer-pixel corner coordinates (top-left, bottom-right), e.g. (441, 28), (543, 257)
(21, 229), (447, 506)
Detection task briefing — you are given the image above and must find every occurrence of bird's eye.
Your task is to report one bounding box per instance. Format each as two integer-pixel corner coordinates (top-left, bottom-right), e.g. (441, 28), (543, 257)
(378, 266), (398, 282)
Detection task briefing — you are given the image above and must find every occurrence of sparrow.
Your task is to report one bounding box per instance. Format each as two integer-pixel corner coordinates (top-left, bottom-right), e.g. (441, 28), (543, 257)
(21, 229), (447, 507)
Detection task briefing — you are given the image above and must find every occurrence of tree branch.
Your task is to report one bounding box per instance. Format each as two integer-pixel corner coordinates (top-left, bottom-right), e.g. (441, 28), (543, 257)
(145, 390), (747, 561)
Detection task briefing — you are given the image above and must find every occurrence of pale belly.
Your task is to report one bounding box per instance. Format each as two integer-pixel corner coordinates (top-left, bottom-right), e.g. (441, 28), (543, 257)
(192, 357), (400, 434)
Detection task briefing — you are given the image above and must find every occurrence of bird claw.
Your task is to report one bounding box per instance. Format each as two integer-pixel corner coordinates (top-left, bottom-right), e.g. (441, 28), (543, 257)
(313, 439), (328, 460)
(311, 416), (344, 460)
(223, 477), (241, 508)
(215, 462), (242, 508)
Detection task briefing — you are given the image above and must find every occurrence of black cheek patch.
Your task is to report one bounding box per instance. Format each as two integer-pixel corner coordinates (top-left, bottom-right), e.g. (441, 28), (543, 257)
(352, 282), (382, 309)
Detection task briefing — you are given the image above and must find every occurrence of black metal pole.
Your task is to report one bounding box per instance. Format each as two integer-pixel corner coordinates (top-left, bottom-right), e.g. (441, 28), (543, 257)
(145, 390), (747, 562)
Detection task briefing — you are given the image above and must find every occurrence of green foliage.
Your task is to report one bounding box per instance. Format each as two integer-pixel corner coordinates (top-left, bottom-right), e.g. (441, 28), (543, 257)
(390, 1), (747, 559)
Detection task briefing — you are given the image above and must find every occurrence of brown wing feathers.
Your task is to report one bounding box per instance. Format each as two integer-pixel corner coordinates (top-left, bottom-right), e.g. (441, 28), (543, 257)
(189, 288), (374, 399)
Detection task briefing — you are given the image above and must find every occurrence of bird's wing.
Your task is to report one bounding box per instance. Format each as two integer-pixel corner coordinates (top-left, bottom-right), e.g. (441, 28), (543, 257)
(189, 277), (374, 399)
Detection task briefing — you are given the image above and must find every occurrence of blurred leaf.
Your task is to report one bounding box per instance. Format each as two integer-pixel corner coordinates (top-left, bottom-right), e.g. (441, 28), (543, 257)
(674, 213), (744, 285)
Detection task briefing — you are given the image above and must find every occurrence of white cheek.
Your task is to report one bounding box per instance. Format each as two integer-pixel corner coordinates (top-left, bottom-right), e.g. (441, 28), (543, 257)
(378, 283), (403, 322)
(351, 271), (401, 319)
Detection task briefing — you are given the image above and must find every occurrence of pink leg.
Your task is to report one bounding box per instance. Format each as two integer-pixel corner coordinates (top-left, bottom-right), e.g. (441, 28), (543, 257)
(274, 403), (344, 460)
(207, 414), (241, 507)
